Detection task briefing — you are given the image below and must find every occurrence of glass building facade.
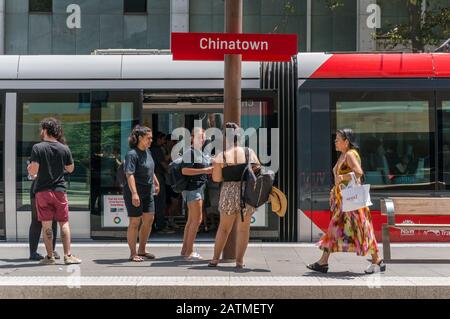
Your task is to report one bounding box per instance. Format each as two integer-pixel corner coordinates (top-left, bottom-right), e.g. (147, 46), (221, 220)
(3, 0), (450, 55)
(4, 0), (171, 54)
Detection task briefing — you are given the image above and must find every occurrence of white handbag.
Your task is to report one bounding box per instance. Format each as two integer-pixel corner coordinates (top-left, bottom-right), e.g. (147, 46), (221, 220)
(340, 172), (373, 212)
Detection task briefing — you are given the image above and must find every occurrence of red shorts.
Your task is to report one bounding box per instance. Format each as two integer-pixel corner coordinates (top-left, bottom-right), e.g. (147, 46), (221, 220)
(35, 191), (69, 222)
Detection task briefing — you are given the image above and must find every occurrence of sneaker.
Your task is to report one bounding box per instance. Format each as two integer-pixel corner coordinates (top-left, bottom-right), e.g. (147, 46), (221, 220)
(39, 255), (56, 265)
(29, 252), (44, 261)
(64, 255), (82, 265)
(53, 251), (60, 260)
(364, 260), (386, 274)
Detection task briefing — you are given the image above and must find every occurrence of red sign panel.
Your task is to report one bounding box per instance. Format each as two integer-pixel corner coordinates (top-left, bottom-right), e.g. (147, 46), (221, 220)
(171, 32), (298, 62)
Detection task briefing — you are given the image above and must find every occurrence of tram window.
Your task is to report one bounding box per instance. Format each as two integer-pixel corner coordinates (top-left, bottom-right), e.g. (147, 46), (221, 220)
(442, 101), (450, 185)
(124, 0), (147, 13)
(29, 0), (52, 13)
(335, 100), (432, 187)
(17, 94), (91, 210)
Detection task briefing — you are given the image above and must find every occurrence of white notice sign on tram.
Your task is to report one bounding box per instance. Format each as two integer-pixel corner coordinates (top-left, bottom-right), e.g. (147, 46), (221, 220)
(102, 195), (129, 227)
(250, 204), (268, 227)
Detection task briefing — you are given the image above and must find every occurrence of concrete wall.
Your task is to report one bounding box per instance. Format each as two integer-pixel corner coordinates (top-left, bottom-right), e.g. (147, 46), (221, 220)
(171, 0), (189, 32)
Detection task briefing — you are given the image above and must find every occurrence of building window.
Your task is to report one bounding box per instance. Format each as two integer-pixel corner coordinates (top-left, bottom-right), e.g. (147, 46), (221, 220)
(124, 0), (147, 13)
(29, 0), (52, 13)
(333, 92), (434, 189)
(311, 0), (357, 52)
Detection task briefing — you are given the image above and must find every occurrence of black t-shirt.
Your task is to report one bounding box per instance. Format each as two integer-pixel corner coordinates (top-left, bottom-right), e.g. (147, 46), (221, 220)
(124, 148), (155, 189)
(30, 141), (74, 193)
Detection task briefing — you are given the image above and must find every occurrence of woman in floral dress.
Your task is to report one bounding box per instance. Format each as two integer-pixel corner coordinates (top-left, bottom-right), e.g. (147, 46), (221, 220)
(306, 128), (386, 274)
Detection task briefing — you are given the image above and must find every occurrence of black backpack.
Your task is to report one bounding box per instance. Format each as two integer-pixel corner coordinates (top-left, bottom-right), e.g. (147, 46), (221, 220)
(168, 154), (191, 193)
(239, 148), (275, 222)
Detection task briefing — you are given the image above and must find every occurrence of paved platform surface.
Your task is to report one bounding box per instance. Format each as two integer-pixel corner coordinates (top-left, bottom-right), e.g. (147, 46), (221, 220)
(1, 243), (450, 298)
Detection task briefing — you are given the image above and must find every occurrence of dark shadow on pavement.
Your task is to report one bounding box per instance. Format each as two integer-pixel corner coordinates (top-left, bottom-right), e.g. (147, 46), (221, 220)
(93, 257), (209, 268)
(151, 256), (185, 262)
(0, 258), (34, 263)
(93, 259), (137, 265)
(149, 259), (208, 267)
(303, 271), (368, 278)
(384, 259), (450, 264)
(0, 260), (47, 269)
(188, 265), (271, 273)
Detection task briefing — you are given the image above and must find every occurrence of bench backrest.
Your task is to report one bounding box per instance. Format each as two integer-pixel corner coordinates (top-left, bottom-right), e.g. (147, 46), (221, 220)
(381, 197), (450, 216)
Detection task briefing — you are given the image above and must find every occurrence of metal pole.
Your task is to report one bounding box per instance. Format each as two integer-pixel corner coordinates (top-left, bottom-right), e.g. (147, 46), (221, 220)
(5, 93), (17, 240)
(223, 0), (242, 124)
(0, 0), (5, 54)
(222, 0), (243, 262)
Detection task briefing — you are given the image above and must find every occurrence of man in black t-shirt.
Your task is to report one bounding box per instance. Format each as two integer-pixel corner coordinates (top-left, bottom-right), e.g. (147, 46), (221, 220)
(27, 118), (81, 265)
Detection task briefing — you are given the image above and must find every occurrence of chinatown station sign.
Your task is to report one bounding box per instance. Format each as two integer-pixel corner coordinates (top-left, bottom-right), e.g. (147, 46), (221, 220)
(171, 32), (298, 62)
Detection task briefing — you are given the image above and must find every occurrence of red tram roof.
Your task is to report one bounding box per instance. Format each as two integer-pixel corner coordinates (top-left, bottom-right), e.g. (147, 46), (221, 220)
(299, 53), (450, 79)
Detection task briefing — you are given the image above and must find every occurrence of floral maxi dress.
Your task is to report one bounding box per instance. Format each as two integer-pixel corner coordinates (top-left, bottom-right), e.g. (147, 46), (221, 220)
(318, 150), (379, 256)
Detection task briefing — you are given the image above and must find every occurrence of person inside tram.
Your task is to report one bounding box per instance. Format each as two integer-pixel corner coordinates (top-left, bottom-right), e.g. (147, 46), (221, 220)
(443, 143), (450, 184)
(361, 135), (380, 172)
(150, 132), (171, 233)
(163, 134), (181, 231)
(389, 143), (420, 184)
(100, 145), (121, 188)
(382, 139), (401, 183)
(394, 154), (416, 175)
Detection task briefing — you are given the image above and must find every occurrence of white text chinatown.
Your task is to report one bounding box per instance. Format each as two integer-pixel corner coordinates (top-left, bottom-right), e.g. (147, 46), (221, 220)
(199, 37), (270, 51)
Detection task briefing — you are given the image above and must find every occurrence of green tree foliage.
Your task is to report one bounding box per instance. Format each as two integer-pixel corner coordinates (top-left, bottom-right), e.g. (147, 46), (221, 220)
(376, 0), (450, 52)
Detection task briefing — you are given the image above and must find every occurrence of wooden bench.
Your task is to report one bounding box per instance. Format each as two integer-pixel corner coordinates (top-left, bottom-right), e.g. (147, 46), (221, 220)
(380, 197), (450, 260)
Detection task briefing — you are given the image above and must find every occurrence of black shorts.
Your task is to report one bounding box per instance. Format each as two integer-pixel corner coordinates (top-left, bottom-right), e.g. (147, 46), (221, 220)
(165, 184), (179, 201)
(123, 184), (155, 217)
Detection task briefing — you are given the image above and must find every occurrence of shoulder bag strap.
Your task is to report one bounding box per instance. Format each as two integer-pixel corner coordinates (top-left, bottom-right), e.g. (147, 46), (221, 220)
(239, 147), (251, 222)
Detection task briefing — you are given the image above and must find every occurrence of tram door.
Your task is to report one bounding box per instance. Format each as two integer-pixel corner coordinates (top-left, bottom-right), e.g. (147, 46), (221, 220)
(89, 91), (141, 239)
(141, 90), (280, 241)
(0, 92), (4, 239)
(142, 100), (223, 239)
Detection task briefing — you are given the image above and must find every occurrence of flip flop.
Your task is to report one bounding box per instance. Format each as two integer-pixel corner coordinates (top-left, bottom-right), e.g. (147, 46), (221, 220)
(138, 252), (156, 259)
(208, 260), (219, 267)
(129, 255), (144, 262)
